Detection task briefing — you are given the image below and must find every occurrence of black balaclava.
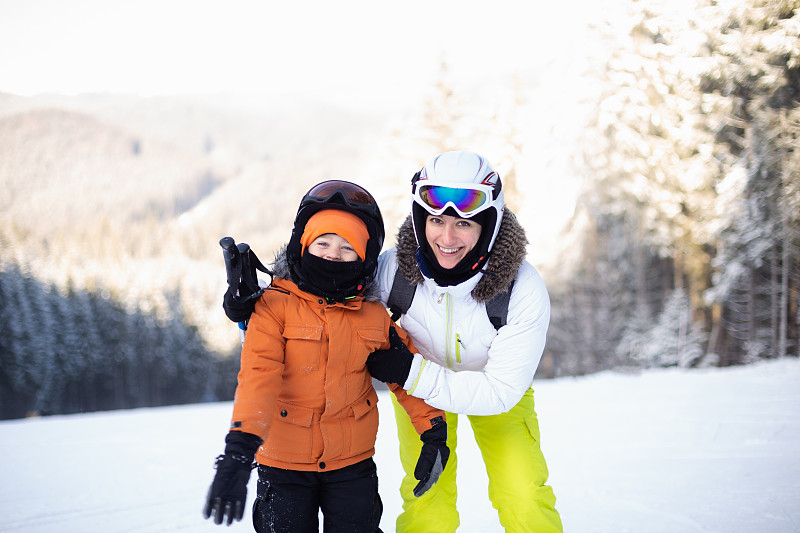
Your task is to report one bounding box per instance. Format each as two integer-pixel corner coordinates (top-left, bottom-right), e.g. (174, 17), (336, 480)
(295, 253), (365, 302)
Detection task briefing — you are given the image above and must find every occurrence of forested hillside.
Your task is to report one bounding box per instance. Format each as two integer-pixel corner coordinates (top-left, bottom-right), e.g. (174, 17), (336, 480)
(0, 92), (390, 348)
(0, 93), (394, 418)
(1, 0), (798, 419)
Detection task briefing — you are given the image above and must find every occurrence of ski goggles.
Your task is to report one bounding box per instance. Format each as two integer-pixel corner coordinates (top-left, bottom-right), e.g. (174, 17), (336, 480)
(304, 180), (377, 210)
(414, 183), (494, 218)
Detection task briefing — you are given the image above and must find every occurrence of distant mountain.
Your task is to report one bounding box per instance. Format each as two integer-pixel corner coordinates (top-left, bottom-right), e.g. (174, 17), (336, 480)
(0, 107), (218, 238)
(0, 93), (394, 352)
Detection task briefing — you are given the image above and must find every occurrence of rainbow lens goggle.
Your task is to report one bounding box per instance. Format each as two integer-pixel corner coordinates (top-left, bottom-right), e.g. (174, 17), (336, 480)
(414, 182), (494, 218)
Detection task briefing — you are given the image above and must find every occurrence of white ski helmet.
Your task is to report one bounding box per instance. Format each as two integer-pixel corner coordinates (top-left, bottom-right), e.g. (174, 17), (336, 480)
(411, 151), (505, 266)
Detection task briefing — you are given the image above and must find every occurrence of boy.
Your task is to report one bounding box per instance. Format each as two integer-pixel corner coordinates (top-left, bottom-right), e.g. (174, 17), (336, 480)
(203, 181), (449, 532)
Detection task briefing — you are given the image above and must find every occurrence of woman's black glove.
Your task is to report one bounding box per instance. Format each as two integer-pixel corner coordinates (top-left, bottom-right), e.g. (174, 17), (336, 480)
(413, 420), (450, 497)
(366, 326), (414, 385)
(203, 431), (263, 526)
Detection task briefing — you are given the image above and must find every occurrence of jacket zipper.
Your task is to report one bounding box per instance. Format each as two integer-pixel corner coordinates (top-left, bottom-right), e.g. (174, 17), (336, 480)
(444, 293), (454, 370)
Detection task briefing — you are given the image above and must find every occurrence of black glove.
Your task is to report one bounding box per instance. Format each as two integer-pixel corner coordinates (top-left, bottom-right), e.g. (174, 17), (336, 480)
(222, 244), (267, 323)
(203, 431), (263, 526)
(223, 287), (257, 323)
(413, 420), (450, 497)
(366, 326), (414, 385)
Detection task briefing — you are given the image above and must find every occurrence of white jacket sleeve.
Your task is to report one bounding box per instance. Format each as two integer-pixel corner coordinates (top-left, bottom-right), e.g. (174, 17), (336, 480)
(402, 262), (550, 415)
(376, 249), (397, 307)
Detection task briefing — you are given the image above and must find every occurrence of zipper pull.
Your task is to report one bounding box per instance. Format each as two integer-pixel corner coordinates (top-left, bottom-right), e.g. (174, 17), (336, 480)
(437, 293), (444, 304)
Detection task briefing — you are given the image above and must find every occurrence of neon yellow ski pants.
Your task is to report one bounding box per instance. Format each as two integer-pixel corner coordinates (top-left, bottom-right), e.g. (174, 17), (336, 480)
(390, 389), (563, 533)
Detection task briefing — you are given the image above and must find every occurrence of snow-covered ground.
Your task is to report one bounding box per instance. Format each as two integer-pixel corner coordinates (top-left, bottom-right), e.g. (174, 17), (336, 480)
(1, 357), (798, 533)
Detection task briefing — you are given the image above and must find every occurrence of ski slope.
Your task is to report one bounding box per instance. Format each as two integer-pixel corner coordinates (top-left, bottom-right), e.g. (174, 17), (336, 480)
(1, 358), (798, 532)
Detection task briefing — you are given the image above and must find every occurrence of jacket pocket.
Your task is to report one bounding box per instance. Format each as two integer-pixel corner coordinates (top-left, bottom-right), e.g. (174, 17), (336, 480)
(263, 400), (318, 463)
(283, 323), (324, 371)
(345, 387), (380, 458)
(357, 326), (386, 355)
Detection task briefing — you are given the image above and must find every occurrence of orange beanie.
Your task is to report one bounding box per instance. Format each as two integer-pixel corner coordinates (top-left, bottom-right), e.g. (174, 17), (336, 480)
(300, 209), (369, 260)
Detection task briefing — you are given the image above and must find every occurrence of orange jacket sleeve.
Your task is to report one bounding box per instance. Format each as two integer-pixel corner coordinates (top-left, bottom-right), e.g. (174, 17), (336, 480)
(385, 320), (446, 435)
(229, 293), (287, 441)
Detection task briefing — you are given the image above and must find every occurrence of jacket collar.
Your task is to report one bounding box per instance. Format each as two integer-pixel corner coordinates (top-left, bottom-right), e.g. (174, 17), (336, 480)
(395, 208), (528, 303)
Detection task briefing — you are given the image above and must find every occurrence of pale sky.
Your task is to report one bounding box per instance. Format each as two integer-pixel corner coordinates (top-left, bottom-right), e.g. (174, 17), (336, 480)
(0, 0), (567, 107)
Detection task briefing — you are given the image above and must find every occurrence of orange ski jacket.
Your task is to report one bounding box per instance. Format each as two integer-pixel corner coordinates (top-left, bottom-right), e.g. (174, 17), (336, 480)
(231, 276), (445, 472)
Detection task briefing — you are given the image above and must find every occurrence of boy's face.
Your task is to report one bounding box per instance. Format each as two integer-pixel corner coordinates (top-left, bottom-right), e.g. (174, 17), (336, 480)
(307, 233), (360, 262)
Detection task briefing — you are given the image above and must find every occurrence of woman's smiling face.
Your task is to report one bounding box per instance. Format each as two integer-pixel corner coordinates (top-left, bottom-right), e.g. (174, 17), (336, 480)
(425, 214), (482, 270)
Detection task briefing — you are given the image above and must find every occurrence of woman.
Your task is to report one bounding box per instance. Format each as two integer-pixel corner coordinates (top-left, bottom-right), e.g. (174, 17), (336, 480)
(366, 150), (563, 532)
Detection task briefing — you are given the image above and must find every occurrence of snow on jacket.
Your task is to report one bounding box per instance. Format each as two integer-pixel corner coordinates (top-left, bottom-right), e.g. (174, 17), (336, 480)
(376, 209), (550, 416)
(232, 247), (445, 472)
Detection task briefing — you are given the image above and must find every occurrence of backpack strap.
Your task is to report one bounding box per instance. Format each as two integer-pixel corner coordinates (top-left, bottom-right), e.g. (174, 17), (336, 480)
(486, 279), (515, 331)
(388, 267), (515, 331)
(387, 268), (416, 322)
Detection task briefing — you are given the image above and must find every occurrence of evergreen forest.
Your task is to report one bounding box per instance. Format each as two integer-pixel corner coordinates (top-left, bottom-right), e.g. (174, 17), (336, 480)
(543, 0), (800, 375)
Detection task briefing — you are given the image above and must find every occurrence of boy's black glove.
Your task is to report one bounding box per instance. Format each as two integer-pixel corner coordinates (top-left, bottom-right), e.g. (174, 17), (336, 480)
(203, 431), (263, 526)
(413, 420), (450, 497)
(366, 326), (414, 385)
(223, 288), (257, 323)
(220, 239), (268, 323)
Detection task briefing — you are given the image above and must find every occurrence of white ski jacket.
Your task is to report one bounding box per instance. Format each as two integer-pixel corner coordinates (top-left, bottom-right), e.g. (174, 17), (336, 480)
(376, 210), (550, 416)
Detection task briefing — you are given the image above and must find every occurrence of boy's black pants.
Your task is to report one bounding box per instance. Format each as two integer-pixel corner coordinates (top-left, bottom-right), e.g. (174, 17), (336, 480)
(253, 457), (383, 533)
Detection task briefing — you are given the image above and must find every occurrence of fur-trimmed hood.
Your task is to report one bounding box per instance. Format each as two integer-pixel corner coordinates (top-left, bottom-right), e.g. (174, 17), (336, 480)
(269, 245), (382, 302)
(394, 208), (528, 302)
